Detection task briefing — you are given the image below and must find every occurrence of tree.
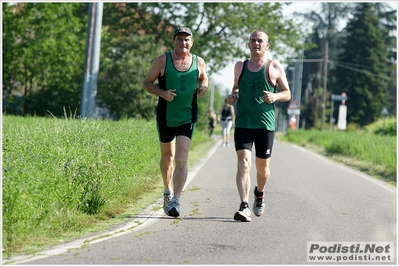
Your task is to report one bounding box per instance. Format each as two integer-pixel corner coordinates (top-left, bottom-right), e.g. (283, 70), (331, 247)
(96, 2), (306, 122)
(335, 3), (389, 126)
(139, 2), (305, 71)
(374, 2), (397, 63)
(3, 2), (305, 123)
(374, 2), (397, 115)
(2, 3), (88, 117)
(97, 31), (162, 120)
(293, 3), (353, 129)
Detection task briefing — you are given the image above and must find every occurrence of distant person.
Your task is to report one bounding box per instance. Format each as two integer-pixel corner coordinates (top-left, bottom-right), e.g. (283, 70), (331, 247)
(208, 107), (217, 137)
(227, 30), (291, 222)
(142, 26), (209, 217)
(218, 98), (235, 147)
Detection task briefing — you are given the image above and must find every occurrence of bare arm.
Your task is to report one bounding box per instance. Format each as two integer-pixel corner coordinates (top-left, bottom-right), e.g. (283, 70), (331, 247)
(263, 60), (291, 104)
(217, 106), (223, 122)
(227, 60), (244, 105)
(197, 56), (209, 97)
(230, 105), (235, 123)
(142, 54), (177, 102)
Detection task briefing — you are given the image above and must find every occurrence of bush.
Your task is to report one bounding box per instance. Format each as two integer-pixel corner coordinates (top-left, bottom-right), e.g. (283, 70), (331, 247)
(364, 116), (396, 136)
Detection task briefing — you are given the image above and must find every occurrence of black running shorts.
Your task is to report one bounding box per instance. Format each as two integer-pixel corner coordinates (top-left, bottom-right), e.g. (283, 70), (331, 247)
(156, 122), (196, 143)
(234, 127), (275, 159)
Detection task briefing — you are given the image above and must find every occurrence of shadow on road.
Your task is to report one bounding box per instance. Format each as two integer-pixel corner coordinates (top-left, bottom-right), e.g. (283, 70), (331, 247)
(131, 215), (237, 223)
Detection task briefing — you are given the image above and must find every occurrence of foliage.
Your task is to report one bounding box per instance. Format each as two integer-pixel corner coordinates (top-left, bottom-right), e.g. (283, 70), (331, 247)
(97, 2), (305, 121)
(293, 3), (353, 129)
(364, 116), (396, 136)
(373, 2), (397, 63)
(139, 2), (305, 72)
(97, 33), (161, 120)
(2, 3), (88, 117)
(293, 2), (396, 129)
(2, 2), (305, 120)
(3, 2), (395, 131)
(334, 3), (390, 126)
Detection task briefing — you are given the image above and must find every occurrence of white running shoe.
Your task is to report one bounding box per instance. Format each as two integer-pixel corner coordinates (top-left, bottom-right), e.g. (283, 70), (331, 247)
(234, 202), (252, 222)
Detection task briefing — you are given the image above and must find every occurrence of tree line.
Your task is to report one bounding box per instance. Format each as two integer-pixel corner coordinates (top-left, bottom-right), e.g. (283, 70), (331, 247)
(294, 2), (396, 128)
(2, 2), (396, 130)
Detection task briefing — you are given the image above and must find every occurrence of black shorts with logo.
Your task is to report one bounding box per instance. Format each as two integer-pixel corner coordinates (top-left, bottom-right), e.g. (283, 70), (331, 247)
(156, 122), (196, 143)
(234, 127), (275, 159)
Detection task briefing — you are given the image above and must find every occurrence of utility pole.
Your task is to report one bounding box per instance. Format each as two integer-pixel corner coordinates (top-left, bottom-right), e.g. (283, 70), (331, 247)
(288, 58), (325, 131)
(321, 39), (328, 131)
(80, 3), (103, 119)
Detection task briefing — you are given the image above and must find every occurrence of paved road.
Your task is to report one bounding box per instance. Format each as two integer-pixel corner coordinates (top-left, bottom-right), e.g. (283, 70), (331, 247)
(8, 138), (397, 265)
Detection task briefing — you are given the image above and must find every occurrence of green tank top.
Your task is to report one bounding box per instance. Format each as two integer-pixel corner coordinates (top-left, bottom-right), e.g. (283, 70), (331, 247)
(235, 59), (276, 131)
(157, 52), (199, 127)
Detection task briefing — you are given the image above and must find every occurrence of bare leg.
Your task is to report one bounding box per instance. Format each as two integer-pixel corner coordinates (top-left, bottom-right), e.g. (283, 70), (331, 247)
(222, 126), (228, 143)
(226, 120), (232, 144)
(160, 139), (175, 192)
(172, 135), (191, 199)
(236, 149), (252, 202)
(255, 157), (271, 192)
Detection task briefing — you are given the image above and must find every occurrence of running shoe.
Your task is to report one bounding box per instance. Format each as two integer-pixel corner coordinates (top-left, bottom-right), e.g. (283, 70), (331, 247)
(163, 193), (173, 215)
(167, 197), (180, 217)
(253, 186), (265, 217)
(234, 202), (252, 222)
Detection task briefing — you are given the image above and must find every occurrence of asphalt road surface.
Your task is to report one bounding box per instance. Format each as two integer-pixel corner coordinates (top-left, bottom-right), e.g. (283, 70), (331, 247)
(7, 138), (397, 265)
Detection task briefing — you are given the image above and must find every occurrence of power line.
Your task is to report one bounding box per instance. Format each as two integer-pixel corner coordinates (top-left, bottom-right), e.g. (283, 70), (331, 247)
(331, 61), (391, 81)
(289, 58), (392, 81)
(332, 60), (374, 70)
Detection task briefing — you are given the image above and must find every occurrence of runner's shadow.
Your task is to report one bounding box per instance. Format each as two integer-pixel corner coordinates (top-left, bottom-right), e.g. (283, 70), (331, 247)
(181, 216), (237, 223)
(132, 215), (236, 223)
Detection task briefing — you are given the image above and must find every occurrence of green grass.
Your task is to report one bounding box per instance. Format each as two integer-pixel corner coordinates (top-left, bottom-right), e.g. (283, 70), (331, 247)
(279, 128), (396, 185)
(2, 115), (217, 258)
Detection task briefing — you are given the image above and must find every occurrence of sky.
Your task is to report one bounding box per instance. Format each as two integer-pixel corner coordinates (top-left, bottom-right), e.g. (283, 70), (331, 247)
(211, 1), (398, 93)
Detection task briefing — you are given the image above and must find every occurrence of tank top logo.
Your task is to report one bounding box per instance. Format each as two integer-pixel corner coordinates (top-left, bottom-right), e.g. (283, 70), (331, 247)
(251, 77), (266, 104)
(179, 75), (187, 91)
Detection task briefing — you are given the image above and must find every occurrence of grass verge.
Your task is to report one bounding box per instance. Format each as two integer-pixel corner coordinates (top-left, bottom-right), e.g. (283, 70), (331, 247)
(2, 115), (217, 258)
(278, 129), (396, 186)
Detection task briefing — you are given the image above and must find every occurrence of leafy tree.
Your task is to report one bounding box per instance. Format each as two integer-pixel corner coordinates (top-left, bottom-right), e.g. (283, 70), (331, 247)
(139, 2), (305, 71)
(96, 2), (305, 123)
(97, 33), (162, 120)
(3, 2), (305, 123)
(2, 3), (88, 117)
(335, 3), (389, 126)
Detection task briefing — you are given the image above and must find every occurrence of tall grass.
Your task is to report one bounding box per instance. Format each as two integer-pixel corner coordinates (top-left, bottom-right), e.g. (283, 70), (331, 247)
(280, 129), (396, 184)
(2, 115), (215, 257)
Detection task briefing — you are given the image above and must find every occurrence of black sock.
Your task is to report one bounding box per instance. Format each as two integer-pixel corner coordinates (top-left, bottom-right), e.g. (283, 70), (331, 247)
(254, 186), (264, 197)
